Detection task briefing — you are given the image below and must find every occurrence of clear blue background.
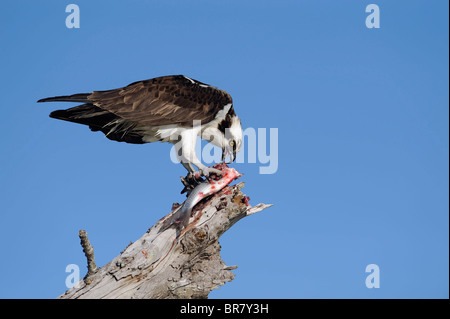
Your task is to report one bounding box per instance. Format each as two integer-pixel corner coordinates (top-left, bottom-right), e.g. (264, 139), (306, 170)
(0, 0), (448, 298)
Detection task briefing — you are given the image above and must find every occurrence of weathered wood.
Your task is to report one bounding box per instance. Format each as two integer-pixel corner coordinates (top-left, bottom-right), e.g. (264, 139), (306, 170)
(58, 181), (272, 299)
(78, 230), (98, 282)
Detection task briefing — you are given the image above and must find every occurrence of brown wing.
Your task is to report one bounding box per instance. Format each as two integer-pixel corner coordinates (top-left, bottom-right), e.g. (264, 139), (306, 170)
(88, 75), (233, 127)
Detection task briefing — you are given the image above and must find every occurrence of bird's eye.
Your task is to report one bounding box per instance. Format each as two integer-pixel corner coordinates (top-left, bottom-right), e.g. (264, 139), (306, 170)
(229, 140), (235, 147)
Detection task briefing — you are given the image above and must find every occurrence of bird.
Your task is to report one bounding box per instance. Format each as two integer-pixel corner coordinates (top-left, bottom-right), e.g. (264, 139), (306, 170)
(38, 75), (243, 185)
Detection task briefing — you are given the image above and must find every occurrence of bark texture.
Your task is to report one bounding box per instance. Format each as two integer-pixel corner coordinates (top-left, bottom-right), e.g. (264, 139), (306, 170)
(58, 181), (272, 299)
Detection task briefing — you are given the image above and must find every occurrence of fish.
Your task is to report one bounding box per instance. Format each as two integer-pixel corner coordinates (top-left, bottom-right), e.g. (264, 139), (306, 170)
(162, 163), (242, 231)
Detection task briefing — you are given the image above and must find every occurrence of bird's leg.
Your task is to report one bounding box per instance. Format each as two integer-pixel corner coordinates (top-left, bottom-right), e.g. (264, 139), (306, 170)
(175, 139), (202, 194)
(176, 133), (222, 194)
(179, 143), (223, 177)
(181, 161), (196, 176)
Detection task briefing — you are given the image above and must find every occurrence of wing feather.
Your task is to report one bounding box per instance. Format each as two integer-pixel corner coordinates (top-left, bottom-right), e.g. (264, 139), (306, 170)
(88, 75), (232, 127)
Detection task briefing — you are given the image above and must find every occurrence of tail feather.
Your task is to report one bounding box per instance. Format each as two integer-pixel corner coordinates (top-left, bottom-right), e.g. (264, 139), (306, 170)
(49, 104), (113, 127)
(37, 93), (91, 103)
(48, 104), (145, 144)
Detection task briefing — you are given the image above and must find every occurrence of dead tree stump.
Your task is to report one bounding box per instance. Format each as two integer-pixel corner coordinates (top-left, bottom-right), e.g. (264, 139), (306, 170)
(58, 181), (272, 299)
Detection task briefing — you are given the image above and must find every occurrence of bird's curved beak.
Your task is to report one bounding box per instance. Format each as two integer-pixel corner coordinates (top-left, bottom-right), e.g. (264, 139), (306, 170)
(226, 152), (236, 164)
(221, 147), (226, 162)
(221, 147), (236, 164)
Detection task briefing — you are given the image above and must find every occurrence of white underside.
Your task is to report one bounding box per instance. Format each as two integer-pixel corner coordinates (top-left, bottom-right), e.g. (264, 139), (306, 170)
(140, 103), (232, 172)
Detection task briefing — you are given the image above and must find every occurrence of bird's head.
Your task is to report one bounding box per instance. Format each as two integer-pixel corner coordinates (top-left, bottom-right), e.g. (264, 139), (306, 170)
(220, 116), (242, 163)
(202, 108), (243, 164)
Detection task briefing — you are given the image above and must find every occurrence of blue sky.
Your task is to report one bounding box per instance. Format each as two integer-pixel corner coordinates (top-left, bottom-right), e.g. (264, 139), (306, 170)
(0, 1), (448, 298)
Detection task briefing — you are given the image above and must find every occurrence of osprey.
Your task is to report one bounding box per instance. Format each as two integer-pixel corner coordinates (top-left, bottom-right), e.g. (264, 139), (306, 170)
(38, 75), (243, 179)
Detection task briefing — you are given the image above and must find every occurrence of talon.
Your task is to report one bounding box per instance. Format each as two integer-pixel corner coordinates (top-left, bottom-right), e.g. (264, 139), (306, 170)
(180, 172), (205, 195)
(200, 167), (223, 177)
